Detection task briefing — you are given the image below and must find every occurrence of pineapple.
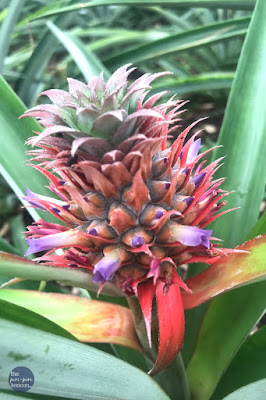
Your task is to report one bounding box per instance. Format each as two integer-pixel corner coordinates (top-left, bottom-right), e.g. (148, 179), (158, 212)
(22, 65), (234, 374)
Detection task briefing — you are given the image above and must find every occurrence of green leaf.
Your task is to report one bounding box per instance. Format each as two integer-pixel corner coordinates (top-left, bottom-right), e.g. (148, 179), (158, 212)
(15, 1), (73, 107)
(0, 298), (76, 341)
(0, 0), (25, 73)
(186, 281), (266, 400)
(112, 345), (148, 372)
(182, 234), (266, 309)
(10, 214), (29, 257)
(0, 237), (20, 255)
(0, 289), (141, 352)
(210, 18), (266, 248)
(248, 212), (266, 240)
(186, 2), (266, 399)
(0, 76), (57, 223)
(28, 1), (256, 21)
(211, 327), (266, 400)
(105, 17), (249, 69)
(0, 393), (36, 399)
(47, 21), (110, 81)
(0, 318), (170, 399)
(0, 251), (123, 297)
(151, 72), (234, 96)
(220, 380), (266, 400)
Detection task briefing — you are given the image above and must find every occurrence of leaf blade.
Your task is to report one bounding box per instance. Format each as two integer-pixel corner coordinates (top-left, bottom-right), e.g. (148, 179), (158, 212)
(28, 1), (256, 21)
(0, 76), (56, 223)
(211, 327), (266, 400)
(0, 318), (170, 399)
(0, 289), (141, 352)
(182, 234), (266, 309)
(186, 1), (266, 398)
(47, 21), (110, 81)
(0, 251), (123, 297)
(105, 18), (249, 69)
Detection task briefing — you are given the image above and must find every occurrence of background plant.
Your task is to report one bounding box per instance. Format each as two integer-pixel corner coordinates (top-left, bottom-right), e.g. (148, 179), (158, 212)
(0, 1), (265, 400)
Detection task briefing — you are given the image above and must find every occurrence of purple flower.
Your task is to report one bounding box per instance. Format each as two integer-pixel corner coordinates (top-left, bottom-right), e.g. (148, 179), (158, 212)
(190, 172), (206, 187)
(88, 228), (98, 236)
(171, 225), (212, 248)
(155, 210), (164, 219)
(24, 188), (65, 210)
(25, 229), (80, 256)
(24, 188), (48, 211)
(187, 138), (202, 163)
(93, 250), (121, 283)
(132, 235), (145, 248)
(183, 196), (194, 206)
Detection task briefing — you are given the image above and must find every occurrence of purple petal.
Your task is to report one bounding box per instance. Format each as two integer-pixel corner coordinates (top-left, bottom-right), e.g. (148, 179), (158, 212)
(187, 138), (202, 163)
(24, 188), (47, 211)
(25, 235), (61, 256)
(93, 250), (121, 283)
(190, 172), (206, 187)
(183, 197), (194, 207)
(25, 230), (80, 256)
(155, 210), (164, 219)
(88, 228), (98, 236)
(24, 188), (64, 211)
(132, 235), (145, 248)
(172, 225), (212, 248)
(183, 168), (190, 175)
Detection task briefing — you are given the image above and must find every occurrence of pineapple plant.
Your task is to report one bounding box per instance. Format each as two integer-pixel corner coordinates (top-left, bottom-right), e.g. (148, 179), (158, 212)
(22, 64), (236, 374)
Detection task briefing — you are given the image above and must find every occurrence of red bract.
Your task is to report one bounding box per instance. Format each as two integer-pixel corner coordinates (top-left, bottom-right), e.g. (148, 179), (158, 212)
(22, 65), (239, 374)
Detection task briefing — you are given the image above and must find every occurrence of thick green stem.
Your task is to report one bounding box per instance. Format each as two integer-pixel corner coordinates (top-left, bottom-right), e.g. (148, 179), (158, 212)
(147, 354), (190, 400)
(127, 297), (190, 400)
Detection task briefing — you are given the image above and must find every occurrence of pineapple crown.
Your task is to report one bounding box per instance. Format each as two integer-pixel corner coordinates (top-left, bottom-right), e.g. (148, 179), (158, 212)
(22, 64), (184, 164)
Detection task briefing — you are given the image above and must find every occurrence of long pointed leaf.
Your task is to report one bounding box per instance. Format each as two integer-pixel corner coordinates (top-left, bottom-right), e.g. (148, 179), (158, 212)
(182, 234), (266, 309)
(0, 318), (170, 399)
(0, 251), (123, 297)
(47, 21), (110, 81)
(0, 0), (25, 73)
(152, 72), (234, 96)
(211, 326), (266, 400)
(16, 1), (73, 106)
(0, 289), (141, 351)
(186, 2), (266, 398)
(0, 298), (76, 341)
(29, 1), (256, 21)
(0, 76), (56, 223)
(105, 18), (249, 69)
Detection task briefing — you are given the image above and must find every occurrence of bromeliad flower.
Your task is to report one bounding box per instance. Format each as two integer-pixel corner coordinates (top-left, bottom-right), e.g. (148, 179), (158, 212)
(22, 65), (238, 374)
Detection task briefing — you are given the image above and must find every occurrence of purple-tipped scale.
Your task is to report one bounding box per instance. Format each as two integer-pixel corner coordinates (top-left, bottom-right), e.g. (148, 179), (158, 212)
(132, 235), (145, 248)
(88, 228), (98, 236)
(190, 172), (206, 186)
(155, 210), (164, 219)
